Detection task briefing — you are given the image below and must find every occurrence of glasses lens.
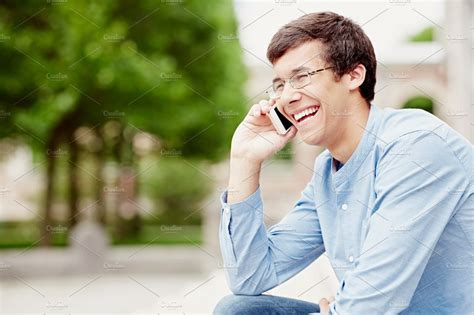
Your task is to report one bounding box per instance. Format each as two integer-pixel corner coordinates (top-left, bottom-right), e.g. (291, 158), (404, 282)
(292, 73), (310, 89)
(272, 81), (285, 94)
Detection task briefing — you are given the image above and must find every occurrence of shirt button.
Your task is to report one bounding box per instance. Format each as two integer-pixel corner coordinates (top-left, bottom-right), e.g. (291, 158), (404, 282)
(348, 255), (354, 263)
(224, 205), (230, 214)
(341, 203), (348, 210)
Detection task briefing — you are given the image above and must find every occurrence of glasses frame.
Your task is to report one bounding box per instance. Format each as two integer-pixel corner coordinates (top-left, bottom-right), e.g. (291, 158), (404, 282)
(266, 66), (333, 99)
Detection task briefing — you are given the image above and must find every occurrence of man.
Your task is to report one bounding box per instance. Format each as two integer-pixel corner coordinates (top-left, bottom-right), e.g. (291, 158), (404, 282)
(213, 11), (473, 315)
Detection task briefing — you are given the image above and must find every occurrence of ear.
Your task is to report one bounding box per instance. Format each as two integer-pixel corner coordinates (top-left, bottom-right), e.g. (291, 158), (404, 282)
(347, 64), (366, 91)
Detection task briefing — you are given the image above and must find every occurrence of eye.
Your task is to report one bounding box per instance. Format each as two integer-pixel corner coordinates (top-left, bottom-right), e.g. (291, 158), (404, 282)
(294, 73), (307, 83)
(273, 81), (284, 91)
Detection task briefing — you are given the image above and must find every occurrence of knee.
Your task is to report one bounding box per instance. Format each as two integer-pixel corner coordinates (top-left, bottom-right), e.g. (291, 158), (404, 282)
(213, 294), (256, 315)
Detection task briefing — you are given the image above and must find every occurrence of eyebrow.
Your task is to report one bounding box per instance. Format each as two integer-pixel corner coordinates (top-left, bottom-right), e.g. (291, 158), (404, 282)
(272, 66), (312, 83)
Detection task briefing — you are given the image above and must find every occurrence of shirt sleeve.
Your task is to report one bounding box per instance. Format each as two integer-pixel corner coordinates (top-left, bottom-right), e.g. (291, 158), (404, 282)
(219, 167), (325, 295)
(329, 131), (470, 314)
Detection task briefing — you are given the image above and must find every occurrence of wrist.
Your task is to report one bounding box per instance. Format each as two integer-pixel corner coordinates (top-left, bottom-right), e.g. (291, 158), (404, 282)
(227, 156), (262, 205)
(230, 154), (264, 166)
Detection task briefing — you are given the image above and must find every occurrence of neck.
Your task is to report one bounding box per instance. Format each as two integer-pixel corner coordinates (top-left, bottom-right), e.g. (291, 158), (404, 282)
(327, 99), (370, 164)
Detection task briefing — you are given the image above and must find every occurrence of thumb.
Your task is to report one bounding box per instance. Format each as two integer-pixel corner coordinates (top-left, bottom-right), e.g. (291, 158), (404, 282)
(283, 126), (297, 140)
(319, 298), (330, 314)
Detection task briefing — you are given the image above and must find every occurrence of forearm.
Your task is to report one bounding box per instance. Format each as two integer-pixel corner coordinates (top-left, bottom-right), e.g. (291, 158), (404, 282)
(219, 185), (279, 295)
(220, 159), (325, 295)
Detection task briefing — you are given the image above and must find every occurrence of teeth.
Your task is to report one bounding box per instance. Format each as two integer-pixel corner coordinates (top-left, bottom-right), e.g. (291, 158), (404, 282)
(293, 106), (319, 121)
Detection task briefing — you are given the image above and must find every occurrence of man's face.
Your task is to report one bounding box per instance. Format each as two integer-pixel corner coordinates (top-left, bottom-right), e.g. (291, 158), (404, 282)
(272, 41), (351, 147)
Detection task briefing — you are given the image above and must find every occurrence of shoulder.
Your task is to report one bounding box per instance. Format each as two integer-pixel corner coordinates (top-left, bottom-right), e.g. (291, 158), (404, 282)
(375, 121), (470, 192)
(376, 107), (445, 145)
(374, 107), (472, 176)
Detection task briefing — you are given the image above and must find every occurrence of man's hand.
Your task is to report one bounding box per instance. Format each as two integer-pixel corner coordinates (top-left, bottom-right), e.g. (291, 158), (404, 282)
(230, 99), (297, 163)
(319, 296), (335, 314)
(227, 99), (297, 204)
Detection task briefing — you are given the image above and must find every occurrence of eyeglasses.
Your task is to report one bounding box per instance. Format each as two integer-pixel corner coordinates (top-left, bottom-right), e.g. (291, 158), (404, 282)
(266, 66), (333, 99)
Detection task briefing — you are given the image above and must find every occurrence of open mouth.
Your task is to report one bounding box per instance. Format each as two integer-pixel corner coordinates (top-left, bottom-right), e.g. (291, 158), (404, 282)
(292, 105), (320, 124)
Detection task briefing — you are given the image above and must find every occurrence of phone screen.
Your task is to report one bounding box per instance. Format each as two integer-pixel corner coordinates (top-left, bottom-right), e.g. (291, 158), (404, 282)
(274, 107), (293, 130)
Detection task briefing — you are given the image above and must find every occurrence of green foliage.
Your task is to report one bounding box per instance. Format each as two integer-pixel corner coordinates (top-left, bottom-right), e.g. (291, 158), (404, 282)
(408, 26), (434, 42)
(140, 156), (212, 225)
(402, 95), (434, 113)
(0, 220), (68, 248)
(0, 1), (246, 246)
(273, 141), (293, 160)
(0, 0), (247, 160)
(0, 220), (202, 248)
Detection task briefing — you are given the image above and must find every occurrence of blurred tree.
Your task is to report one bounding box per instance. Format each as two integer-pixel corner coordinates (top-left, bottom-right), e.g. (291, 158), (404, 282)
(0, 0), (246, 245)
(408, 26), (434, 42)
(141, 157), (212, 225)
(402, 96), (434, 114)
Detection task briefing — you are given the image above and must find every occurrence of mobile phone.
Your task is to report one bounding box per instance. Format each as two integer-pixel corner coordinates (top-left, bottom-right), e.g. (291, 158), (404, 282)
(268, 105), (293, 135)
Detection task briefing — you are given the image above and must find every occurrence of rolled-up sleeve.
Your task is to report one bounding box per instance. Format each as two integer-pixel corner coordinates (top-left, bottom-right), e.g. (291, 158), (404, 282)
(219, 170), (325, 295)
(329, 131), (470, 314)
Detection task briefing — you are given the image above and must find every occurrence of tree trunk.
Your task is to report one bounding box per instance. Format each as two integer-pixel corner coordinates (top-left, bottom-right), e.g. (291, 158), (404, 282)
(115, 126), (142, 240)
(95, 130), (106, 225)
(41, 134), (60, 246)
(68, 138), (79, 228)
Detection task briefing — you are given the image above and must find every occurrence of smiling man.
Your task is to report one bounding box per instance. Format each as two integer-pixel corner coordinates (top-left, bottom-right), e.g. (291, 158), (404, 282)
(213, 12), (473, 315)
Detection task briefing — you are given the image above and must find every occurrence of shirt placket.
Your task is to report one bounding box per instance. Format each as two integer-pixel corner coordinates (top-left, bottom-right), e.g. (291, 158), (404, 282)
(336, 186), (356, 269)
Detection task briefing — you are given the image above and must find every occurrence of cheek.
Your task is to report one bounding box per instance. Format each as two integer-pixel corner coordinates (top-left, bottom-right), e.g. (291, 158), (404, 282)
(324, 83), (347, 109)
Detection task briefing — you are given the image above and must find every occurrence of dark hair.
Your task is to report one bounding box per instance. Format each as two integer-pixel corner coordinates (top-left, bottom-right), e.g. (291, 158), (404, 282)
(267, 11), (377, 103)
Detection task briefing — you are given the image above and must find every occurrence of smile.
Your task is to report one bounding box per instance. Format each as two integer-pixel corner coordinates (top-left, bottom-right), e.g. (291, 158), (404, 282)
(292, 105), (320, 123)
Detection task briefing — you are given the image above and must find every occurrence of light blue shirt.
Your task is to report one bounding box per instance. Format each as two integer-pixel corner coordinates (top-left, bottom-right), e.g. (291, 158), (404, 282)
(219, 105), (473, 314)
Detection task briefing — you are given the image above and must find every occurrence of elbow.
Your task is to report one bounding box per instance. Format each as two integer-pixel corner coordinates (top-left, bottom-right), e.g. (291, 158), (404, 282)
(228, 277), (267, 296)
(230, 286), (263, 295)
(229, 285), (264, 296)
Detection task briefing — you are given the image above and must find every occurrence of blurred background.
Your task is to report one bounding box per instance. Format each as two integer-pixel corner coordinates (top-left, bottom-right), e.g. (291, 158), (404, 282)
(0, 0), (471, 313)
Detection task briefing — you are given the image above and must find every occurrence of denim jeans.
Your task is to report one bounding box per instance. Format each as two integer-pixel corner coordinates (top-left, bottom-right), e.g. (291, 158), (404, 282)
(213, 294), (321, 315)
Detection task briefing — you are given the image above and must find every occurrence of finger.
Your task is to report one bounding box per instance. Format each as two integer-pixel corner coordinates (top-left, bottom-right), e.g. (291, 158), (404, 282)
(258, 99), (271, 114)
(249, 101), (269, 117)
(319, 298), (329, 314)
(248, 104), (261, 117)
(282, 126), (297, 140)
(268, 98), (276, 107)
